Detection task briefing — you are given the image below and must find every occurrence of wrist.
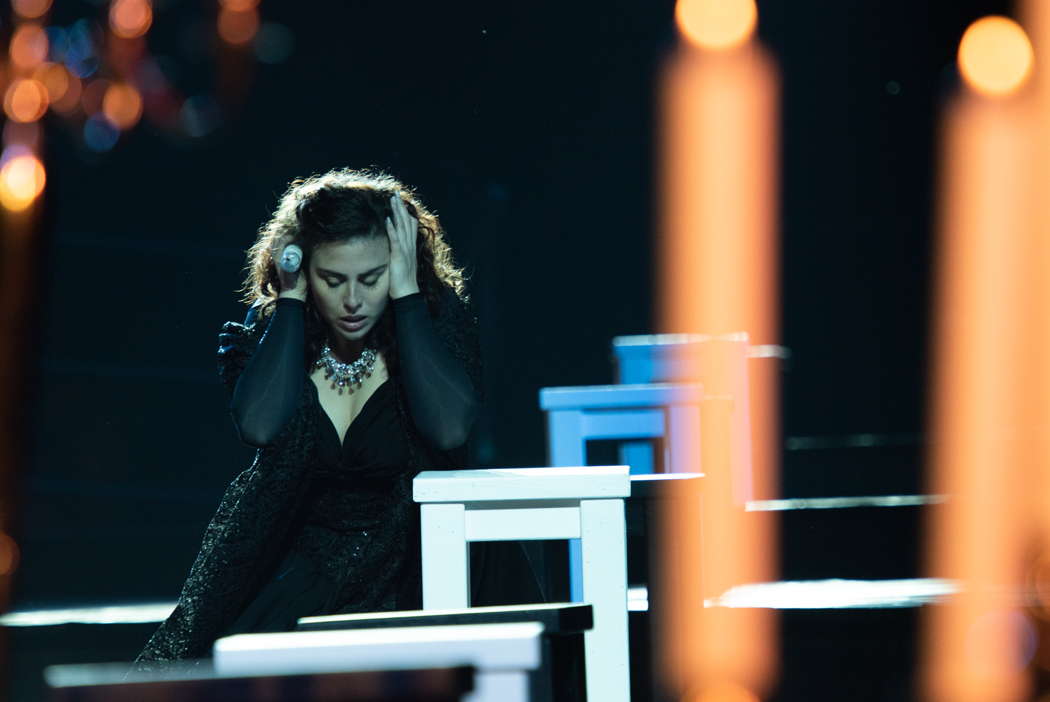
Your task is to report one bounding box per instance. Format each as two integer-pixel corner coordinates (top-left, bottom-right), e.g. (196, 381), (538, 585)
(278, 290), (308, 302)
(390, 283), (421, 300)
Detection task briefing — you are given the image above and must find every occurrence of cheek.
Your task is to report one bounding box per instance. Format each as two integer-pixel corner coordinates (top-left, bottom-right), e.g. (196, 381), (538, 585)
(311, 285), (339, 312)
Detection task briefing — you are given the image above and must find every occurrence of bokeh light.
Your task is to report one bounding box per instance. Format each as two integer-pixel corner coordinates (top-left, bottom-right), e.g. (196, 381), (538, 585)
(675, 0), (757, 51)
(10, 23), (49, 71)
(685, 681), (760, 702)
(80, 79), (110, 116)
(220, 0), (260, 11)
(34, 62), (71, 103)
(109, 0), (153, 40)
(0, 533), (19, 576)
(102, 82), (143, 129)
(0, 149), (46, 212)
(218, 8), (260, 45)
(254, 22), (294, 64)
(3, 79), (49, 123)
(12, 0), (53, 19)
(3, 120), (43, 151)
(83, 114), (120, 151)
(64, 19), (99, 78)
(180, 94), (220, 137)
(958, 16), (1034, 97)
(51, 72), (82, 113)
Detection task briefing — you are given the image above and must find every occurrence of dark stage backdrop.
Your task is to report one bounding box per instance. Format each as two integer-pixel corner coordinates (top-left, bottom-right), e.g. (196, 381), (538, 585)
(13, 0), (1011, 610)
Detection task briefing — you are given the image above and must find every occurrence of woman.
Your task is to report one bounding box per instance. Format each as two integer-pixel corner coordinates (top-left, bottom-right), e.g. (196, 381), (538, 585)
(136, 168), (532, 664)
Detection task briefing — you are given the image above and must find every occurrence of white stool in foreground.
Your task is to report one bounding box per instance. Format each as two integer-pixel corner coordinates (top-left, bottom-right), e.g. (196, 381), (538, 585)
(414, 465), (631, 702)
(213, 622), (542, 702)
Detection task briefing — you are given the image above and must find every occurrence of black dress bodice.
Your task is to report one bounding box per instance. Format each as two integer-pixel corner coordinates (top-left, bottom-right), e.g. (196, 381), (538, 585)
(222, 378), (420, 635)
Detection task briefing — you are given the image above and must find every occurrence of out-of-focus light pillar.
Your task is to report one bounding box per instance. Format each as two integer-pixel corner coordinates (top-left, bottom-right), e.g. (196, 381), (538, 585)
(658, 0), (779, 699)
(923, 16), (1036, 702)
(1017, 0), (1050, 681)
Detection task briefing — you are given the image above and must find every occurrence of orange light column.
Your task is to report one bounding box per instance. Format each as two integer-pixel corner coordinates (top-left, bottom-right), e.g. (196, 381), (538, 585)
(658, 0), (779, 699)
(1021, 0), (1050, 573)
(923, 17), (1037, 702)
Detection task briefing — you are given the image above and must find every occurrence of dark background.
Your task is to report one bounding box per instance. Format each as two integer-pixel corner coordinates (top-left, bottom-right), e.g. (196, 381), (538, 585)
(7, 0), (1015, 697)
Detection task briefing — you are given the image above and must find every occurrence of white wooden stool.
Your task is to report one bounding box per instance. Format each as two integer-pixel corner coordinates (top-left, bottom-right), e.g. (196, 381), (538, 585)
(213, 622), (543, 702)
(414, 465), (631, 702)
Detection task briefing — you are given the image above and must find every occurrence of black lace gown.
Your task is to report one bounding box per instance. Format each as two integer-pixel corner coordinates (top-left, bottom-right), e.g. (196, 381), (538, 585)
(136, 288), (544, 665)
(219, 290), (477, 634)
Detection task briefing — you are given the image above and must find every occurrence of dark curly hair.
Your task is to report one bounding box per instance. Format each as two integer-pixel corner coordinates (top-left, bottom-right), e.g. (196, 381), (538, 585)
(240, 168), (468, 372)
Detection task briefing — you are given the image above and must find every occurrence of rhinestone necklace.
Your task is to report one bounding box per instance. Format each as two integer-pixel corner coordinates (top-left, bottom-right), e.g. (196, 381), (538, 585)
(315, 344), (377, 389)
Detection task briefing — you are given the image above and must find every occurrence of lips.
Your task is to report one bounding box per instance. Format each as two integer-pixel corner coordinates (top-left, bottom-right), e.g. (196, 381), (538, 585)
(337, 315), (368, 332)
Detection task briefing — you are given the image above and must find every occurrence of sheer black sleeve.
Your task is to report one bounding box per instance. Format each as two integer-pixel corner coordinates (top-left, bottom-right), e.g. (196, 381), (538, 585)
(228, 298), (306, 448)
(394, 292), (479, 451)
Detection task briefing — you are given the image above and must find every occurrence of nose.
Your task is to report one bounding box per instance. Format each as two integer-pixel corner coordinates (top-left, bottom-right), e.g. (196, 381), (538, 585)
(343, 283), (362, 312)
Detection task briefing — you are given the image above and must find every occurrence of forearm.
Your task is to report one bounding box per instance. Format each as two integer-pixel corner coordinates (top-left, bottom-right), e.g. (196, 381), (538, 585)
(394, 293), (478, 450)
(229, 298), (306, 447)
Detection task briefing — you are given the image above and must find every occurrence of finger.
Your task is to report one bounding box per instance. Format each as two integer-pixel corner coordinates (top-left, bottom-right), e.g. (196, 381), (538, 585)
(385, 216), (398, 248)
(390, 194), (405, 231)
(395, 194), (411, 233)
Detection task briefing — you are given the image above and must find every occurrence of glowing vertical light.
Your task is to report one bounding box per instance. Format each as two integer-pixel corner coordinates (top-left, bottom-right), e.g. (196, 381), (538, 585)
(923, 16), (1036, 702)
(659, 0), (779, 698)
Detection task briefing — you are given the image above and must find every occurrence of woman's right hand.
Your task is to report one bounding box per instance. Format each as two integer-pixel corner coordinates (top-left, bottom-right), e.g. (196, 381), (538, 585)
(272, 235), (309, 301)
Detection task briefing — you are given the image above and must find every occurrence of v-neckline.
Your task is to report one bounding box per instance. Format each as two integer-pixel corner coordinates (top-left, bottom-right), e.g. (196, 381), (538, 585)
(316, 377), (391, 452)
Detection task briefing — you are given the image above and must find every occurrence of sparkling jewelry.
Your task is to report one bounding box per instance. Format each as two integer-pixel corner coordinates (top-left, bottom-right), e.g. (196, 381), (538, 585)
(315, 344), (377, 389)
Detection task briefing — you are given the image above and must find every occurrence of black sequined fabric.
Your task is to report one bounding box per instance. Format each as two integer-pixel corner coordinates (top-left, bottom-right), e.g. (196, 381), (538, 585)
(134, 287), (481, 666)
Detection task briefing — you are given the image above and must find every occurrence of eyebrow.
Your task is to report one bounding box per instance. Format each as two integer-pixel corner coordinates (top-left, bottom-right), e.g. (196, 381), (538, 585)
(317, 265), (387, 278)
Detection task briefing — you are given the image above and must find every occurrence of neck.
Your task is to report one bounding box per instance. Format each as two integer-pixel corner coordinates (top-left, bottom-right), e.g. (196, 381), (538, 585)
(330, 336), (365, 362)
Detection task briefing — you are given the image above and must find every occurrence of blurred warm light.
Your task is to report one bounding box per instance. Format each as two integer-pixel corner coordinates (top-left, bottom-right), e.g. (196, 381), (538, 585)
(923, 79), (1034, 702)
(80, 79), (110, 115)
(0, 533), (19, 576)
(34, 62), (71, 103)
(686, 681), (760, 702)
(102, 82), (142, 129)
(675, 0), (757, 51)
(958, 17), (1034, 97)
(109, 0), (153, 40)
(0, 150), (46, 212)
(3, 79), (49, 123)
(51, 73), (82, 114)
(9, 23), (49, 71)
(220, 0), (260, 11)
(659, 30), (779, 701)
(3, 120), (42, 151)
(12, 0), (53, 19)
(219, 7), (260, 45)
(1025, 551), (1050, 621)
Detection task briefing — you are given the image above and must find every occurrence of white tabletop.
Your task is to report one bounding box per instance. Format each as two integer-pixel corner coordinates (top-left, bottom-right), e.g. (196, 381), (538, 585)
(414, 465), (630, 503)
(213, 622), (544, 676)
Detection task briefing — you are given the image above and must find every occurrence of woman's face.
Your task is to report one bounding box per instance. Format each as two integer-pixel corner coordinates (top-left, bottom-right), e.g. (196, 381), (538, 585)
(308, 237), (391, 346)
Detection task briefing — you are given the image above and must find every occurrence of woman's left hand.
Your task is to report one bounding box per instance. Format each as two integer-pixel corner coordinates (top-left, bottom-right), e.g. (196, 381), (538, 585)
(386, 193), (421, 299)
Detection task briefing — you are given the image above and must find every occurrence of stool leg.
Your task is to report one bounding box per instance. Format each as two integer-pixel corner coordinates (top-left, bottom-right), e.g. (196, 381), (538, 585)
(619, 441), (654, 474)
(421, 503), (469, 609)
(580, 498), (630, 702)
(549, 409), (587, 603)
(569, 540), (583, 603)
